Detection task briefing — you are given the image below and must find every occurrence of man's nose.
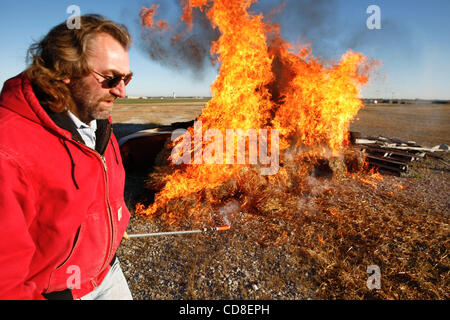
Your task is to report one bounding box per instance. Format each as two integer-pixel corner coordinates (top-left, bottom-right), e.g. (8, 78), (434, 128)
(110, 80), (126, 98)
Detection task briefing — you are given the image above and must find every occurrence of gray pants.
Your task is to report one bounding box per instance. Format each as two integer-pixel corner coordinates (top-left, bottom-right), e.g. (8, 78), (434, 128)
(79, 257), (133, 300)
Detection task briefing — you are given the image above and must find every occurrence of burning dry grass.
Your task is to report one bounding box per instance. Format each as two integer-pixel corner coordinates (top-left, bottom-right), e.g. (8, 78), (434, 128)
(119, 151), (449, 300)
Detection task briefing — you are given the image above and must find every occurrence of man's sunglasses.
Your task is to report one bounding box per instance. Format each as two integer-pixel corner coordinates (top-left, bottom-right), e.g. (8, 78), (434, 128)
(92, 70), (133, 88)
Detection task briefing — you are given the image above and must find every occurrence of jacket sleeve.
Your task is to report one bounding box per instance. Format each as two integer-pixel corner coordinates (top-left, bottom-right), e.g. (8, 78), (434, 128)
(0, 150), (44, 300)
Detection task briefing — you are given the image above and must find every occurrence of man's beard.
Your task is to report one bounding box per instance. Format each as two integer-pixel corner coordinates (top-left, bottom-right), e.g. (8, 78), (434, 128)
(69, 79), (116, 124)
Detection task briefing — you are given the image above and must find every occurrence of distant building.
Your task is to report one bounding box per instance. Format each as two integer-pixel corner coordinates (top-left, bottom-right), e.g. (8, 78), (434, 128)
(125, 96), (147, 99)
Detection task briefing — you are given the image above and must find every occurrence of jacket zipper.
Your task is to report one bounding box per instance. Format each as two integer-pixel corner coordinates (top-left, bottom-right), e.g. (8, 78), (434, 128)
(67, 138), (116, 275)
(98, 153), (115, 273)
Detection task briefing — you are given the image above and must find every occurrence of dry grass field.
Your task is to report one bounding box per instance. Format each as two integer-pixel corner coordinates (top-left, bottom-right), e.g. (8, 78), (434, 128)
(112, 101), (449, 300)
(112, 100), (205, 139)
(350, 103), (450, 147)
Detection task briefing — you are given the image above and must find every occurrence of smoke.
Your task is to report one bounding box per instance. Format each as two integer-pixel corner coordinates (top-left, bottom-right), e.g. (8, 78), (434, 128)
(138, 0), (341, 76)
(137, 0), (417, 78)
(218, 200), (241, 226)
(256, 0), (418, 62)
(139, 0), (220, 78)
(253, 0), (341, 58)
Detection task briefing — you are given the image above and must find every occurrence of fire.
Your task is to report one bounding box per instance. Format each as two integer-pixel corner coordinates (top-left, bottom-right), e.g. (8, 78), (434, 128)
(359, 178), (377, 187)
(397, 184), (405, 190)
(328, 208), (340, 218)
(216, 225), (231, 232)
(140, 5), (170, 32)
(136, 0), (376, 224)
(370, 172), (384, 182)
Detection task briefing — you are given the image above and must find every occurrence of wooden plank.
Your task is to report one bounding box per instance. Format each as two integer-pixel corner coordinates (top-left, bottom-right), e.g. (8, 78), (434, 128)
(365, 155), (408, 172)
(365, 161), (404, 174)
(366, 154), (409, 166)
(355, 144), (423, 161)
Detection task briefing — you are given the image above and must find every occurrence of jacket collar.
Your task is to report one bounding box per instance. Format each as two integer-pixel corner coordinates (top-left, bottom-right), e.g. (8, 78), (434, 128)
(45, 107), (112, 156)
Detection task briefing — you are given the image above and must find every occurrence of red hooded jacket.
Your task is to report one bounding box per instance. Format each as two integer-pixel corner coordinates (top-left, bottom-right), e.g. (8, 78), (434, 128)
(0, 73), (130, 299)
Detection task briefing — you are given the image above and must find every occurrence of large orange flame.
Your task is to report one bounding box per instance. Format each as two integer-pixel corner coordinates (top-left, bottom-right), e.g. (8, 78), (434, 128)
(136, 0), (376, 222)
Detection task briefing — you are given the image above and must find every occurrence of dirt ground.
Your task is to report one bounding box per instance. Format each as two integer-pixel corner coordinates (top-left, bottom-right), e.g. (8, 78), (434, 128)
(111, 102), (205, 140)
(350, 103), (450, 147)
(111, 101), (449, 300)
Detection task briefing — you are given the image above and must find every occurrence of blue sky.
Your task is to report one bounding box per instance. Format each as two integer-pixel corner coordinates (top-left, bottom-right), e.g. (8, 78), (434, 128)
(0, 0), (449, 99)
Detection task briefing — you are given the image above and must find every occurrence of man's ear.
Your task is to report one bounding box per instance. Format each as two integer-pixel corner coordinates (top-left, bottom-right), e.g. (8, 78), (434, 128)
(62, 78), (71, 84)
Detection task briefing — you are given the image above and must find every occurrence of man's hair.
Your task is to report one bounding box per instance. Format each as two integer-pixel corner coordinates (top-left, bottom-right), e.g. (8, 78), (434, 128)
(26, 14), (132, 113)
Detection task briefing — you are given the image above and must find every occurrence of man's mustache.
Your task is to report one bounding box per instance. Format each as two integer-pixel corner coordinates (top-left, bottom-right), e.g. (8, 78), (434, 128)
(101, 95), (118, 102)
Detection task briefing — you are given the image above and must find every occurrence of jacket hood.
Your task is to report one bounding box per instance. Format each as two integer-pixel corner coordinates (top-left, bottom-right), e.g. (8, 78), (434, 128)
(0, 72), (116, 189)
(0, 73), (72, 140)
(0, 73), (113, 153)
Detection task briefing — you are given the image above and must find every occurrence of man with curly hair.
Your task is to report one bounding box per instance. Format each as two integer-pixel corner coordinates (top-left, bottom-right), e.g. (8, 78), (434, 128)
(0, 14), (133, 300)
